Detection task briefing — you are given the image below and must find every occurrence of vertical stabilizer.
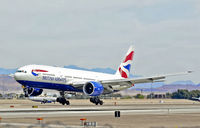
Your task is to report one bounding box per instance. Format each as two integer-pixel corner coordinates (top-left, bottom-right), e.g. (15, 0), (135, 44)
(115, 46), (135, 78)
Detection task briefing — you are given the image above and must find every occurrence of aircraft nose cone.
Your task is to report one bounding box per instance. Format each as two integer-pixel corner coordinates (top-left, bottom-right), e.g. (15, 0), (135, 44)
(14, 72), (21, 80)
(14, 72), (18, 80)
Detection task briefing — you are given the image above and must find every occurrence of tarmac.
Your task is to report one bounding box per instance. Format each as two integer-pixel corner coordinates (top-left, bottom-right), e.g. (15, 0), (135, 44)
(0, 99), (200, 128)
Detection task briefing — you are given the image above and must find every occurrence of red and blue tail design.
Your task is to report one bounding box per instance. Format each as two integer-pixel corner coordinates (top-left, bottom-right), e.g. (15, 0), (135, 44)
(115, 46), (134, 78)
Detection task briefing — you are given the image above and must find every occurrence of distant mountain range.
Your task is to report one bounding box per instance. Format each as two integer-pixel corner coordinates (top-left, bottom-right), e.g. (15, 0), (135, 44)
(0, 75), (22, 93)
(0, 65), (116, 75)
(0, 65), (139, 77)
(0, 65), (198, 93)
(132, 84), (200, 93)
(0, 68), (17, 74)
(64, 65), (116, 74)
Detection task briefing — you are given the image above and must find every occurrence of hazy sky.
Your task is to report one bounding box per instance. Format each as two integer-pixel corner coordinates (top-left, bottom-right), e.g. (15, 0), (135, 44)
(0, 0), (200, 83)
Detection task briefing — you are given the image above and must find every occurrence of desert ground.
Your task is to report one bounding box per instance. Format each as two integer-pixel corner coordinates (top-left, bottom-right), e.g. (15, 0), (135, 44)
(0, 99), (200, 128)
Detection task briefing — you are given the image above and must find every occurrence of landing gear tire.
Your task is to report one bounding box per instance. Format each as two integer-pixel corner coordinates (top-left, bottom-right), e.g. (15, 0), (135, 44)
(25, 94), (29, 97)
(57, 91), (70, 106)
(56, 97), (70, 106)
(90, 97), (103, 105)
(65, 101), (70, 105)
(99, 101), (103, 105)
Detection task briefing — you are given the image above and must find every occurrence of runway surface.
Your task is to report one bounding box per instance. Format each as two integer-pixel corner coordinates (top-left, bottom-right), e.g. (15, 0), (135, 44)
(1, 104), (200, 118)
(1, 99), (200, 128)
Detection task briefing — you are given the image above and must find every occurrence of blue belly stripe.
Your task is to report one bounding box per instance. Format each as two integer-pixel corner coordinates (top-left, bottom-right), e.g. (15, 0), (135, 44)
(16, 80), (82, 92)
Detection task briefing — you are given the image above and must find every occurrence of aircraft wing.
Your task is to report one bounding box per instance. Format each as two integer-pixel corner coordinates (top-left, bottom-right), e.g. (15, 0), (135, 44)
(73, 71), (192, 94)
(100, 71), (193, 86)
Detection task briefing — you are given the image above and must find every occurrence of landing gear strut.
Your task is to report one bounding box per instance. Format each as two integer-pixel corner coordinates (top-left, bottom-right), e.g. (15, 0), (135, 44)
(23, 87), (29, 97)
(23, 86), (32, 97)
(90, 97), (103, 105)
(56, 91), (70, 105)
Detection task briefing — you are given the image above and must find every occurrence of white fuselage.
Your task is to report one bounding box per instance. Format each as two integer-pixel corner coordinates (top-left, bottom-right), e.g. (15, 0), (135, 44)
(14, 65), (123, 92)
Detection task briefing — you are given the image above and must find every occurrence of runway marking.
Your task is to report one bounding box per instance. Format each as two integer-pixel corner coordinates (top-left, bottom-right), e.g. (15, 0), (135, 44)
(1, 108), (200, 118)
(1, 105), (200, 112)
(0, 123), (106, 128)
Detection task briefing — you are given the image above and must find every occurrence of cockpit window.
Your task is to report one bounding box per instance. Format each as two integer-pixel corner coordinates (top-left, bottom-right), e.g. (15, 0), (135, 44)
(16, 70), (27, 73)
(16, 70), (22, 73)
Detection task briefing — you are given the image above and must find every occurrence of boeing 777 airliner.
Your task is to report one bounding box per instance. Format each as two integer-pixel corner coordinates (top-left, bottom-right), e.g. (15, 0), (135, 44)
(13, 46), (191, 105)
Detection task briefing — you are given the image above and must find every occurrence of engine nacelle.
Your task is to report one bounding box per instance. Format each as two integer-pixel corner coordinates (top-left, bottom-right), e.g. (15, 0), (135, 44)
(83, 81), (104, 96)
(23, 87), (43, 97)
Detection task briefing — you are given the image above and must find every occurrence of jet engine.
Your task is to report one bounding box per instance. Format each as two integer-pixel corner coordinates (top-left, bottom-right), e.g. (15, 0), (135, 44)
(83, 81), (104, 96)
(23, 87), (43, 97)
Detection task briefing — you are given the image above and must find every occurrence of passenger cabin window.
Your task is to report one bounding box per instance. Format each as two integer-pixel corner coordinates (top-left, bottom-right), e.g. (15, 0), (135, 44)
(73, 77), (82, 79)
(43, 73), (55, 76)
(83, 78), (95, 81)
(65, 76), (72, 78)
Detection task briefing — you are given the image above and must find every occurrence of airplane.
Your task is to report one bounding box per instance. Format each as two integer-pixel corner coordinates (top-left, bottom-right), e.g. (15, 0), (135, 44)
(13, 46), (192, 105)
(190, 97), (200, 102)
(28, 96), (56, 104)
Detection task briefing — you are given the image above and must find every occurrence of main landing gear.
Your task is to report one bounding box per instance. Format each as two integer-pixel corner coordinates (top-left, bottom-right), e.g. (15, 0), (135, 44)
(90, 97), (103, 105)
(56, 91), (70, 105)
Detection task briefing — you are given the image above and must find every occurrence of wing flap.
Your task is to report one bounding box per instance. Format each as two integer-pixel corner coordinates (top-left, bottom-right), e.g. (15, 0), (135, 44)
(71, 71), (192, 94)
(100, 71), (192, 85)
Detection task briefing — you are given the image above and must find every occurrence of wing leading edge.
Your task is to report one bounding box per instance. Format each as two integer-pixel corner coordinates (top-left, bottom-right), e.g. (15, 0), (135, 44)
(100, 71), (193, 86)
(72, 71), (193, 94)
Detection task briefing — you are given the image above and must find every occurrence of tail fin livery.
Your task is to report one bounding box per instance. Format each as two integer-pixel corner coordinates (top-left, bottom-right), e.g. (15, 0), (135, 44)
(115, 46), (134, 78)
